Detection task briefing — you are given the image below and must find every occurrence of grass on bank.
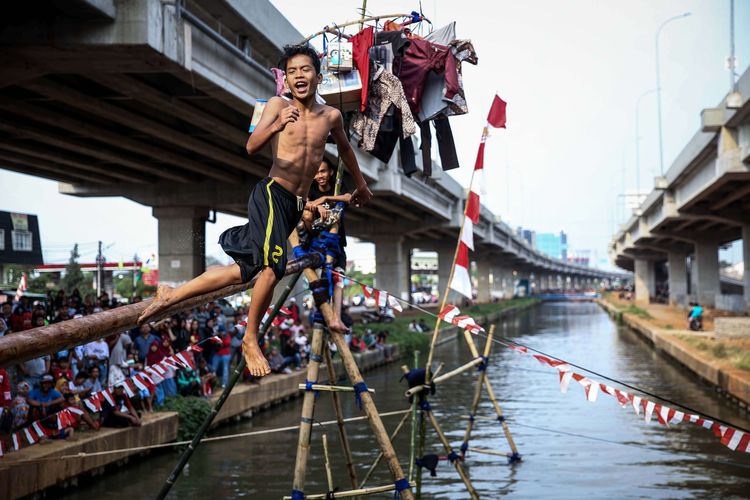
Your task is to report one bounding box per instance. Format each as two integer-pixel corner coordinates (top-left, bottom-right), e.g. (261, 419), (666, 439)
(375, 298), (538, 359)
(677, 334), (750, 372)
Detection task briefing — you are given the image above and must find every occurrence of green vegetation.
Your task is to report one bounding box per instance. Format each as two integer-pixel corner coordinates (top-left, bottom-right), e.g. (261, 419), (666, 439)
(159, 396), (212, 441)
(621, 305), (653, 319)
(677, 335), (750, 372)
(367, 298), (538, 359)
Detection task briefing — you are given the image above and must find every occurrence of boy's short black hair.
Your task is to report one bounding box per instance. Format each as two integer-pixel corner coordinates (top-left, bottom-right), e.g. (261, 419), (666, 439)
(278, 44), (321, 74)
(321, 157), (336, 171)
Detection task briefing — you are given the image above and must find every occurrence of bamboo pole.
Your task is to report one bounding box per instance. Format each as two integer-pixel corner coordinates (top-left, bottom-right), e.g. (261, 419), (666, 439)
(408, 351), (420, 483)
(324, 345), (359, 490)
(322, 434), (335, 493)
(292, 321), (326, 495)
(0, 254), (320, 367)
(283, 481), (416, 500)
(468, 447), (508, 457)
(416, 403), (426, 498)
(299, 384), (375, 393)
(424, 408), (479, 500)
(404, 358), (484, 398)
(300, 13), (413, 42)
(358, 410), (410, 488)
(459, 325), (495, 459)
(462, 328), (519, 457)
(156, 272), (302, 500)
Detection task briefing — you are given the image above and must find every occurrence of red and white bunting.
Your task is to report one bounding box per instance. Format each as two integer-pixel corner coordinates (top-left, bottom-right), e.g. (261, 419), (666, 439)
(67, 406), (84, 416)
(84, 396), (102, 413)
(175, 352), (194, 370)
(437, 304), (485, 334)
(23, 427), (36, 445)
(117, 380), (135, 398)
(132, 374), (149, 393)
(162, 356), (180, 370)
(12, 433), (20, 451)
(99, 389), (115, 407)
(505, 343), (750, 453)
(360, 284), (403, 312)
(14, 272), (27, 302)
(31, 421), (46, 439)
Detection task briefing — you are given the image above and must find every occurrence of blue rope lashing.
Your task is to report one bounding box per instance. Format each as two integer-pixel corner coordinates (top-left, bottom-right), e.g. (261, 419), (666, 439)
(468, 414), (475, 423)
(311, 311), (325, 324)
(419, 400), (431, 412)
(477, 355), (488, 372)
(460, 442), (469, 454)
(353, 382), (368, 410)
(410, 10), (421, 23)
(507, 452), (522, 464)
(310, 231), (341, 298)
(394, 477), (411, 499)
(292, 245), (308, 259)
(304, 379), (319, 399)
(291, 489), (305, 500)
(497, 415), (506, 423)
(447, 451), (460, 463)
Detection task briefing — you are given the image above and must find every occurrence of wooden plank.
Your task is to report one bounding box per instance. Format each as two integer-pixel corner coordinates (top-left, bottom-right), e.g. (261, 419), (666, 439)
(25, 79), (262, 178)
(0, 141), (148, 183)
(0, 253), (321, 367)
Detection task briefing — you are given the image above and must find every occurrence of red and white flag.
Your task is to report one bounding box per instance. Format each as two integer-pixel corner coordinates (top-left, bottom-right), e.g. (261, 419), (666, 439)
(12, 433), (20, 451)
(487, 94), (508, 129)
(84, 396), (102, 413)
(32, 421), (46, 439)
(449, 242), (473, 299)
(437, 304), (484, 334)
(361, 285), (403, 312)
(23, 427), (36, 445)
(99, 389), (115, 407)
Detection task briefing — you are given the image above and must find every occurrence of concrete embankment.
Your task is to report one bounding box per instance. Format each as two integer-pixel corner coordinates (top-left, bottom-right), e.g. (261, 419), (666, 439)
(598, 298), (750, 408)
(2, 299), (538, 499)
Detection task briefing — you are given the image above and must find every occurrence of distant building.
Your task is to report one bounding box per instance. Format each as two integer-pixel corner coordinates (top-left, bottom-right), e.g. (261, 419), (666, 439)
(0, 211), (44, 284)
(535, 231), (568, 260)
(515, 227), (535, 247)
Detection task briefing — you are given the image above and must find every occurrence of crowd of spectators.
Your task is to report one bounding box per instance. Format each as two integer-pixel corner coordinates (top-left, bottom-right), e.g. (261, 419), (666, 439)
(0, 287), (391, 449)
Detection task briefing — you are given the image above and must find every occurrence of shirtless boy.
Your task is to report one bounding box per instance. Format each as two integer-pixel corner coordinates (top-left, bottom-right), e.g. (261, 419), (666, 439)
(138, 44), (372, 377)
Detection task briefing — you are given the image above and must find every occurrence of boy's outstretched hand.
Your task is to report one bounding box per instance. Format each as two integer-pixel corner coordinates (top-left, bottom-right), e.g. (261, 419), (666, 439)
(350, 185), (373, 207)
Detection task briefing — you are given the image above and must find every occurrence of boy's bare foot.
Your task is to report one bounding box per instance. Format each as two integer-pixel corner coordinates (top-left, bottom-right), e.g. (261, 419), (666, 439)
(137, 284), (175, 325)
(243, 339), (271, 377)
(327, 318), (349, 335)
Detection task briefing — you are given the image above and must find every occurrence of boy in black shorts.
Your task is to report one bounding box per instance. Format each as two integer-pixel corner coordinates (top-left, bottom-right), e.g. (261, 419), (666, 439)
(138, 44), (372, 376)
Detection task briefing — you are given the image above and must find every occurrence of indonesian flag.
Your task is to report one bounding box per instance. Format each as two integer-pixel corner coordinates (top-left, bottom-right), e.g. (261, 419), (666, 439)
(162, 356), (180, 370)
(437, 304), (484, 334)
(99, 389), (115, 407)
(84, 396), (103, 413)
(449, 242), (472, 299)
(722, 428), (750, 452)
(12, 433), (20, 451)
(15, 273), (27, 302)
(361, 285), (402, 312)
(118, 380), (135, 398)
(24, 427), (36, 445)
(32, 421), (46, 439)
(175, 352), (194, 370)
(67, 406), (84, 416)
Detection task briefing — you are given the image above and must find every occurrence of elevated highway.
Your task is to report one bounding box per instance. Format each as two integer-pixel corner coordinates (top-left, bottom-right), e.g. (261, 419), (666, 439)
(1, 0), (624, 299)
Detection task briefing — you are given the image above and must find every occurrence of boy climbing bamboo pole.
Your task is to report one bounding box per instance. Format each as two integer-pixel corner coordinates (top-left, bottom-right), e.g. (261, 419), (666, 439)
(138, 44), (372, 377)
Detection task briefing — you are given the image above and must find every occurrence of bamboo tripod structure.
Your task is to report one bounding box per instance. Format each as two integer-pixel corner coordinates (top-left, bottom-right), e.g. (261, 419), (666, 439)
(290, 172), (412, 498)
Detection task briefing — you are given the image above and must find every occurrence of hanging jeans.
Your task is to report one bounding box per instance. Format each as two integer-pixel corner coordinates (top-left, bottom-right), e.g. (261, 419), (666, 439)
(419, 117), (460, 175)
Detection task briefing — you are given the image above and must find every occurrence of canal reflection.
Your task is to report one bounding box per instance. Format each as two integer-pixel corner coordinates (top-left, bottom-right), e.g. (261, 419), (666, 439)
(59, 302), (750, 499)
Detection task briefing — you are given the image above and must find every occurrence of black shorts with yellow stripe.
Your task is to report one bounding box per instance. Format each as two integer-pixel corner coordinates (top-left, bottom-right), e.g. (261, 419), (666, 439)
(219, 177), (304, 282)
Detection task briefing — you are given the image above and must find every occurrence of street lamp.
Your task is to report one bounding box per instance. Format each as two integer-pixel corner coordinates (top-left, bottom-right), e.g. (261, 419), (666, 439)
(636, 88), (658, 200)
(655, 11), (691, 176)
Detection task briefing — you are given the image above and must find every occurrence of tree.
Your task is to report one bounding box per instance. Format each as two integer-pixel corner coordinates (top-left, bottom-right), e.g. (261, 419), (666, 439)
(60, 244), (85, 294)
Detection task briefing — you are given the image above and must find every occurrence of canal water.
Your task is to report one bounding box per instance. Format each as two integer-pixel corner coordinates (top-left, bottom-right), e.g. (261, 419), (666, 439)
(60, 302), (750, 499)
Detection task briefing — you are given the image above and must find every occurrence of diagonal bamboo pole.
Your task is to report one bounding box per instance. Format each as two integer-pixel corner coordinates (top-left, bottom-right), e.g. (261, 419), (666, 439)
(423, 406), (479, 500)
(408, 351), (420, 483)
(156, 272), (302, 500)
(459, 325), (495, 459)
(322, 434), (335, 493)
(358, 410), (410, 488)
(292, 321), (326, 495)
(324, 345), (359, 490)
(462, 329), (519, 458)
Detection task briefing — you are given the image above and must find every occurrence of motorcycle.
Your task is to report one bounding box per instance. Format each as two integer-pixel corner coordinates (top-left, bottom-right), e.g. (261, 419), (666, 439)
(360, 308), (395, 324)
(689, 316), (703, 331)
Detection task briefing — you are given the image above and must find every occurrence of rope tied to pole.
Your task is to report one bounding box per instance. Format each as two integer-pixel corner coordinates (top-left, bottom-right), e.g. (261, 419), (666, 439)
(419, 400), (431, 412)
(291, 488), (305, 500)
(394, 477), (411, 498)
(497, 415), (505, 423)
(447, 451), (461, 463)
(353, 382), (369, 410)
(460, 441), (469, 454)
(476, 355), (488, 372)
(304, 379), (320, 399)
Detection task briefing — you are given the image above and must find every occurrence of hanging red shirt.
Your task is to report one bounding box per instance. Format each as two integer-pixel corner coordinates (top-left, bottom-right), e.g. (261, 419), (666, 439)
(349, 26), (374, 112)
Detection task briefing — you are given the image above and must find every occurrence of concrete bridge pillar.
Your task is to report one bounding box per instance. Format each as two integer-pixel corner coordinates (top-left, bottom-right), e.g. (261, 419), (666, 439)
(667, 251), (688, 307)
(153, 206), (209, 286)
(743, 225), (750, 311)
(374, 236), (410, 301)
(476, 259), (492, 303)
(436, 244), (459, 303)
(634, 258), (655, 304)
(693, 240), (720, 308)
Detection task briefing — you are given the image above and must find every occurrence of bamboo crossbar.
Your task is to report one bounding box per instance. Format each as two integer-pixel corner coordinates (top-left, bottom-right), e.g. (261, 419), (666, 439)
(404, 358), (484, 397)
(358, 410), (411, 488)
(468, 447), (508, 457)
(283, 481), (416, 499)
(299, 384), (376, 393)
(0, 253), (321, 367)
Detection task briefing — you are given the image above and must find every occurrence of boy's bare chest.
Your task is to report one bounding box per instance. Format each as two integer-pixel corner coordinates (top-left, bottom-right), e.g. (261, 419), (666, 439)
(279, 114), (330, 145)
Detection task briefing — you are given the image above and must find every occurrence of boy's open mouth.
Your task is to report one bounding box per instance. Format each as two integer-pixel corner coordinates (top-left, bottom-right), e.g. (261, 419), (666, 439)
(294, 81), (309, 93)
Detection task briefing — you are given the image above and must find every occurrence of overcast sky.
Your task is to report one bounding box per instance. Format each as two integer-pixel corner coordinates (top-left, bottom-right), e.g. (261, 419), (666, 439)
(1, 0), (748, 269)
